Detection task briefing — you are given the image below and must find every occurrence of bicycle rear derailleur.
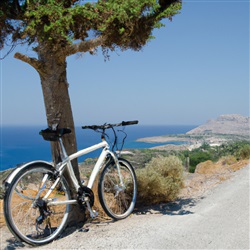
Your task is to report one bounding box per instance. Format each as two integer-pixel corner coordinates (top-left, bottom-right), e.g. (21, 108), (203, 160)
(77, 186), (98, 218)
(33, 199), (52, 233)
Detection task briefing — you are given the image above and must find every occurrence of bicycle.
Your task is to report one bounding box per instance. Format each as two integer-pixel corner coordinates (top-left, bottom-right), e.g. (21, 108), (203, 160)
(3, 120), (138, 246)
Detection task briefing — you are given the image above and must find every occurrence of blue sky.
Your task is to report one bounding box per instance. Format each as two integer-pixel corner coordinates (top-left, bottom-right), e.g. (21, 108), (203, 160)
(0, 0), (249, 126)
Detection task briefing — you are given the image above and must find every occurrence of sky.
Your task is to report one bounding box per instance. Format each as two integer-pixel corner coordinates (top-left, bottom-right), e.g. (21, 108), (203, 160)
(0, 0), (249, 126)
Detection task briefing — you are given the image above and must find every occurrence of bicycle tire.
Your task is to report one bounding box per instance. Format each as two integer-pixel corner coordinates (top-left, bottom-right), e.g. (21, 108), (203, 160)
(4, 163), (71, 246)
(98, 158), (137, 220)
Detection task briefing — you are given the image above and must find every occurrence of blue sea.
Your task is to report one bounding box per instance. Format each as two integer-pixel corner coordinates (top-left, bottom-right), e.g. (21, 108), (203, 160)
(0, 125), (196, 171)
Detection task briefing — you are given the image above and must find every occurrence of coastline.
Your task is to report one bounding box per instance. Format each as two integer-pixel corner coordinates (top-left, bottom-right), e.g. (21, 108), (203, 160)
(136, 114), (250, 150)
(136, 133), (249, 151)
(136, 135), (189, 143)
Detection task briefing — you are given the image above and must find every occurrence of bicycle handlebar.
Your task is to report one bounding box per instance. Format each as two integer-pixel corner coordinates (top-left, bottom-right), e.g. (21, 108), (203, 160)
(82, 120), (138, 130)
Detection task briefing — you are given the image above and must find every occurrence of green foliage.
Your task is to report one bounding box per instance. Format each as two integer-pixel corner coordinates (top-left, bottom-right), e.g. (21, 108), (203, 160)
(239, 144), (250, 159)
(123, 140), (250, 175)
(1, 0), (182, 52)
(188, 151), (212, 173)
(136, 155), (184, 205)
(218, 140), (250, 160)
(122, 148), (183, 170)
(187, 140), (250, 173)
(200, 142), (211, 150)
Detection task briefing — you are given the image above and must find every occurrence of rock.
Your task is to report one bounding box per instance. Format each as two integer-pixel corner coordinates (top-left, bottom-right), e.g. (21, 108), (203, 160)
(187, 114), (249, 136)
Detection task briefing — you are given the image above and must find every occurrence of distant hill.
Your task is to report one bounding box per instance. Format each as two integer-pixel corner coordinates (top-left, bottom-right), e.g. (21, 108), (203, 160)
(187, 114), (249, 136)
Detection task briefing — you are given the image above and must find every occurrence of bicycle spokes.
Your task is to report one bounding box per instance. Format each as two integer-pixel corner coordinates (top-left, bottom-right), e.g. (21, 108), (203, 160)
(4, 166), (71, 245)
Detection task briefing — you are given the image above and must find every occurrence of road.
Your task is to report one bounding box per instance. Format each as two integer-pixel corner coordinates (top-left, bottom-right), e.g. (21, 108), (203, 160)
(2, 165), (249, 249)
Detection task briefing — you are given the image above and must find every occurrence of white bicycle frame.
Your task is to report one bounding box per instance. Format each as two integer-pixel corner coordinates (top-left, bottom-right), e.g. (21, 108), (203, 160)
(45, 137), (123, 211)
(58, 138), (121, 190)
(5, 121), (138, 221)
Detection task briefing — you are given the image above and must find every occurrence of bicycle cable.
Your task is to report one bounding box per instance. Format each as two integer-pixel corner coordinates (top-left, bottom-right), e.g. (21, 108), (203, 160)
(117, 129), (127, 153)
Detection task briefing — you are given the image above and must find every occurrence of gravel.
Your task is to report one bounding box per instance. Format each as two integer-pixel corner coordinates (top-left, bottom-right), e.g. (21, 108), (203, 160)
(1, 165), (249, 250)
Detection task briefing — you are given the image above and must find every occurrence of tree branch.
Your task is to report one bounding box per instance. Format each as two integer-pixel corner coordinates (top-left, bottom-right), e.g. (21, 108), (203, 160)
(14, 52), (42, 72)
(66, 36), (104, 56)
(159, 0), (181, 11)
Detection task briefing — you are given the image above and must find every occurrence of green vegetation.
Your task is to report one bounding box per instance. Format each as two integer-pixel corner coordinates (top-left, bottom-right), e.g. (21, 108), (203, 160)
(123, 148), (186, 170)
(1, 0), (182, 201)
(185, 141), (250, 173)
(1, 140), (249, 207)
(218, 141), (250, 160)
(188, 151), (212, 173)
(122, 140), (250, 174)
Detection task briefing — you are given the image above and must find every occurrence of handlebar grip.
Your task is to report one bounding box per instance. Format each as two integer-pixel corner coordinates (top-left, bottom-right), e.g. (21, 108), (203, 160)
(82, 120), (139, 130)
(82, 125), (99, 130)
(121, 120), (139, 126)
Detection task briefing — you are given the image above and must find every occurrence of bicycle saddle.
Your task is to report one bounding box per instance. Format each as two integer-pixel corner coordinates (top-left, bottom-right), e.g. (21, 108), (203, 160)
(40, 127), (71, 141)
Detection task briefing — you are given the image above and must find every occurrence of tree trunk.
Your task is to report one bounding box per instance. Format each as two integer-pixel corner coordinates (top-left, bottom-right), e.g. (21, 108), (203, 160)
(36, 48), (85, 226)
(14, 48), (86, 226)
(38, 50), (80, 175)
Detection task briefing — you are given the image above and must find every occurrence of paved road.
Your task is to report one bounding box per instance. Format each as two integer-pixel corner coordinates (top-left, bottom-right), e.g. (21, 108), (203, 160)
(2, 165), (249, 249)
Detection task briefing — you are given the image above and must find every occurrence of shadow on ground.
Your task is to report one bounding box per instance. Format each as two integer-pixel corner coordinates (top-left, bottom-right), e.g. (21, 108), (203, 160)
(2, 198), (201, 249)
(3, 222), (90, 250)
(134, 197), (202, 216)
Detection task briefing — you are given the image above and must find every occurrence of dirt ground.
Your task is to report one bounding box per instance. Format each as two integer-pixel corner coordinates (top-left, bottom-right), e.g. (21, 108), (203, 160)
(179, 159), (249, 199)
(0, 159), (249, 248)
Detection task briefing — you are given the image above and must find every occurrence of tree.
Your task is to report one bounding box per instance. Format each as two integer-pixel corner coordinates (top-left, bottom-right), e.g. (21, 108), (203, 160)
(1, 0), (182, 222)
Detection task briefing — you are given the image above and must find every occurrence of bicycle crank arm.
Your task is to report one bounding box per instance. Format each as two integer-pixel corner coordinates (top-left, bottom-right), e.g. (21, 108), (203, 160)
(47, 199), (78, 206)
(85, 200), (98, 218)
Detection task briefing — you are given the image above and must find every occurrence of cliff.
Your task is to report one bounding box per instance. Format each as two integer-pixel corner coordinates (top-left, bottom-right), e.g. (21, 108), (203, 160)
(187, 114), (249, 136)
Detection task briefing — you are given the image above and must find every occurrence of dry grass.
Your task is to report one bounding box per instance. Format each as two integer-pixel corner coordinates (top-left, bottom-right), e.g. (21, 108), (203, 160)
(179, 159), (249, 198)
(0, 188), (70, 231)
(136, 155), (184, 206)
(195, 159), (249, 175)
(0, 200), (4, 228)
(91, 180), (110, 220)
(1, 158), (248, 228)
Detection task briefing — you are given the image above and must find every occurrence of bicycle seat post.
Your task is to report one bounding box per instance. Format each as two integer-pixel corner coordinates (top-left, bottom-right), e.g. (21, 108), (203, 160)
(58, 137), (68, 160)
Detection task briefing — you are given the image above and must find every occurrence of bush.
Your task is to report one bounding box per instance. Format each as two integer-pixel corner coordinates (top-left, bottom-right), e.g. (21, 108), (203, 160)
(219, 141), (250, 160)
(220, 155), (237, 165)
(239, 144), (250, 159)
(189, 151), (212, 173)
(136, 155), (184, 206)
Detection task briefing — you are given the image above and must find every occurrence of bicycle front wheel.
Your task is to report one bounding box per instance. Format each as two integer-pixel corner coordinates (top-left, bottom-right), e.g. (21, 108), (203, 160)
(4, 163), (71, 246)
(98, 158), (137, 220)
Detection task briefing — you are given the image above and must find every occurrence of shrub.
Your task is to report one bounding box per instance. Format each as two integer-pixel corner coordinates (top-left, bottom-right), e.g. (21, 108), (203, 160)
(195, 160), (214, 174)
(136, 155), (184, 206)
(220, 155), (237, 165)
(239, 144), (250, 159)
(219, 141), (250, 160)
(189, 151), (212, 173)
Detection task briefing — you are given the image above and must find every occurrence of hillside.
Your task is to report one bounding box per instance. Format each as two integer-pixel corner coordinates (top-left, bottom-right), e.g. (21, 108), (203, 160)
(187, 114), (249, 136)
(136, 114), (249, 149)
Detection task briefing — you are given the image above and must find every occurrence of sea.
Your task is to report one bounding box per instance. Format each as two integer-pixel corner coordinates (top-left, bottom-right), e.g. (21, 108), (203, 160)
(0, 125), (196, 171)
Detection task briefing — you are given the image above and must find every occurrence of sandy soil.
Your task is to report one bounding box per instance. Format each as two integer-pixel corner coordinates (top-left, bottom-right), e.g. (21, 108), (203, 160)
(0, 159), (249, 249)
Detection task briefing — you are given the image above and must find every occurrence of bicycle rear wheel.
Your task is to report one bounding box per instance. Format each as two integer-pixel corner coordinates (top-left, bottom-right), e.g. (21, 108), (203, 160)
(98, 158), (137, 220)
(4, 163), (71, 246)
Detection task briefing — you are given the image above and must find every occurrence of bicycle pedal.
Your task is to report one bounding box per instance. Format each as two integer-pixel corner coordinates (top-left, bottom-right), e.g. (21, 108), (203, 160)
(88, 208), (98, 219)
(93, 210), (98, 217)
